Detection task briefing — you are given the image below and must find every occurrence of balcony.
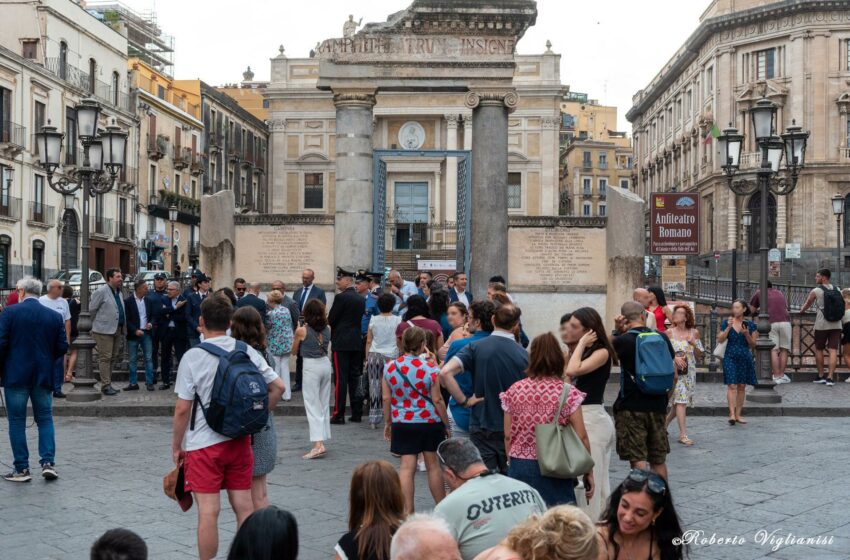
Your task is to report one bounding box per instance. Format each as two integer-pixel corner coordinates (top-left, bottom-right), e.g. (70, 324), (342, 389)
(599, 190), (607, 200)
(582, 189), (592, 198)
(148, 190), (200, 225)
(190, 152), (203, 176)
(739, 151), (761, 170)
(119, 165), (137, 191)
(840, 147), (850, 159)
(27, 202), (55, 227)
(208, 131), (223, 154)
(254, 152), (265, 173)
(598, 161), (608, 170)
(44, 59), (129, 112)
(0, 120), (26, 157)
(173, 146), (189, 170)
(147, 133), (168, 161)
(116, 221), (134, 241)
(0, 197), (22, 222)
(92, 216), (113, 237)
(228, 143), (242, 164)
(581, 160), (592, 170)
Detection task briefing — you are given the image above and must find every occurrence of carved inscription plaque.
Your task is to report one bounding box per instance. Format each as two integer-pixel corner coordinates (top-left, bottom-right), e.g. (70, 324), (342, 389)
(508, 228), (606, 287)
(236, 225), (334, 285)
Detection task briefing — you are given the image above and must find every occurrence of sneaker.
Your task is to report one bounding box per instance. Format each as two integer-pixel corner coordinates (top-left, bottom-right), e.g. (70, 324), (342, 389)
(41, 464), (58, 481)
(417, 460), (427, 472)
(4, 469), (32, 483)
(845, 377), (850, 383)
(826, 378), (835, 386)
(773, 374), (791, 384)
(813, 377), (827, 384)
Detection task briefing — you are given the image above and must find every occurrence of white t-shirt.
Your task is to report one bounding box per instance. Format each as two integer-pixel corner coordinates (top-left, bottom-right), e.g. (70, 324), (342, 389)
(38, 295), (71, 322)
(369, 314), (402, 358)
(175, 335), (278, 452)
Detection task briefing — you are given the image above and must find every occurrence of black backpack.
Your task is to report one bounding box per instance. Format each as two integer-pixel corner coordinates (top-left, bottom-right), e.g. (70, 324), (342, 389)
(821, 285), (844, 323)
(190, 341), (269, 439)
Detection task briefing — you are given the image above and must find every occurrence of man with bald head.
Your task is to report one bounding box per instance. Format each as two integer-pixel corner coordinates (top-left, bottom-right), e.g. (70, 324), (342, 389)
(611, 301), (679, 481)
(632, 288), (657, 329)
(39, 279), (72, 398)
(390, 514), (462, 560)
(235, 281), (267, 321)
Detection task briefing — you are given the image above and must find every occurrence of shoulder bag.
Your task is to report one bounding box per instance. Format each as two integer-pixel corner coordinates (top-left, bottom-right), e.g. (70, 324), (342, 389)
(534, 383), (595, 479)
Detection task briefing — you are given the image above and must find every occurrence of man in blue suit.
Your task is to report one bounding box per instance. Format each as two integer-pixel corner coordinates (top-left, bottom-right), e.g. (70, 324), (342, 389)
(448, 272), (473, 307)
(186, 272), (211, 348)
(0, 277), (68, 482)
(124, 279), (156, 391)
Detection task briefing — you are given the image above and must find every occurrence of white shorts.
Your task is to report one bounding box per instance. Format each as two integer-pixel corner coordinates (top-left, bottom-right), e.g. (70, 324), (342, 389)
(769, 322), (792, 351)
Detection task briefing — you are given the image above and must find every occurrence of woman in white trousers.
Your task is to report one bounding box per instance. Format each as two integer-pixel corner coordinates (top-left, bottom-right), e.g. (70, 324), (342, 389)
(292, 299), (332, 460)
(561, 307), (618, 522)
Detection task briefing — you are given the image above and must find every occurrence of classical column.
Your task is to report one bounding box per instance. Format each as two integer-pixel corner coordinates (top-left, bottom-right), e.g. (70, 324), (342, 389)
(445, 114), (459, 223)
(465, 90), (518, 297)
(463, 114), (472, 151)
(269, 119), (286, 213)
(333, 91), (376, 270)
(727, 190), (737, 250)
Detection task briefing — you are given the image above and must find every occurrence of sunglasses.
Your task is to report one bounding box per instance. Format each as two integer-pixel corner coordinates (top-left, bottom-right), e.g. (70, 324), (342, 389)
(627, 468), (667, 496)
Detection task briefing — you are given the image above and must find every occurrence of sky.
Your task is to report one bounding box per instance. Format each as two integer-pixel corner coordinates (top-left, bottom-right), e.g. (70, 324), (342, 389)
(116, 0), (710, 133)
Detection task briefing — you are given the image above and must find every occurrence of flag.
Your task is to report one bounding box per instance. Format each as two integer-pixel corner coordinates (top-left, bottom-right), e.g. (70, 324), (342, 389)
(703, 122), (720, 145)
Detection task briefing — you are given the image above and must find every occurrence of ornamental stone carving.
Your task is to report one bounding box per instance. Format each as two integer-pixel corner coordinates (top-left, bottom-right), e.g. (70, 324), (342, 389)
(464, 90), (519, 112)
(332, 92), (377, 108)
(540, 116), (560, 129)
(398, 121), (426, 150)
(445, 114), (460, 128)
(269, 119), (286, 133)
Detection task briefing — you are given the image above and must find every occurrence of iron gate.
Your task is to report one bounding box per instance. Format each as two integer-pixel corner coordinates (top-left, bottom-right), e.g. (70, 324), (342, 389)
(372, 150), (472, 272)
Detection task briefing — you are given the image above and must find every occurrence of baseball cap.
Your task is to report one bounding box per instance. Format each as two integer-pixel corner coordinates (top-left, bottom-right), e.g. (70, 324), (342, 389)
(163, 464), (193, 512)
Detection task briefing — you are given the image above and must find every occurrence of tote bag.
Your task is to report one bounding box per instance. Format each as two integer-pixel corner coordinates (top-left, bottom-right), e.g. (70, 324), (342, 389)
(534, 383), (595, 479)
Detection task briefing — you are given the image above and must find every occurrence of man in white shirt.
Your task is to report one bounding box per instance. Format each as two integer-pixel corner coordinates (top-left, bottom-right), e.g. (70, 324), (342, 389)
(38, 279), (71, 398)
(449, 272), (473, 307)
(171, 294), (284, 560)
(388, 269), (418, 314)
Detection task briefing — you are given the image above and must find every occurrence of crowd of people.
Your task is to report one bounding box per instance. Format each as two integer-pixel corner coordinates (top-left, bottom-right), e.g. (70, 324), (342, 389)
(11, 264), (845, 559)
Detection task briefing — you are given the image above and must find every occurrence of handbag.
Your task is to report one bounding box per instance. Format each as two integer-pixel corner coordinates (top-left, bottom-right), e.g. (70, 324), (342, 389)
(712, 340), (727, 359)
(534, 383), (595, 479)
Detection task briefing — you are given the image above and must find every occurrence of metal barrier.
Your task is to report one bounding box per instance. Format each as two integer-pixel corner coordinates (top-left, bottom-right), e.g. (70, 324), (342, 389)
(685, 276), (812, 311)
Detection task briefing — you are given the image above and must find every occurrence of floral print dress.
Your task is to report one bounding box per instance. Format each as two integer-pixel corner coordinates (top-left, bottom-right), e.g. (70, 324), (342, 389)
(669, 331), (703, 407)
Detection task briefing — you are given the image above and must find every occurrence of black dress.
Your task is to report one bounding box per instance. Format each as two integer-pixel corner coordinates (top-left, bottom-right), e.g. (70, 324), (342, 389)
(335, 531), (384, 560)
(67, 298), (81, 342)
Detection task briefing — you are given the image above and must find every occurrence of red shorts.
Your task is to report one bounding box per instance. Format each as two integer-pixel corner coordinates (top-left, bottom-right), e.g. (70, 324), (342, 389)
(183, 437), (253, 493)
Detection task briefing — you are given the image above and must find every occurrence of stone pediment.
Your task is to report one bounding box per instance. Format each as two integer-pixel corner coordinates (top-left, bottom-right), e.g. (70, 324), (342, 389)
(736, 80), (788, 108)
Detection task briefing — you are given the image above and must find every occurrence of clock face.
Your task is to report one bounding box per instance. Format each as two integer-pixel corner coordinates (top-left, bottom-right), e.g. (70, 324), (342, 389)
(398, 121), (426, 150)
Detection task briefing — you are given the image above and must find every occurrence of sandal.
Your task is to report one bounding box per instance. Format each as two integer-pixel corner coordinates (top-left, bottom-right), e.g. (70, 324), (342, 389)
(735, 418), (748, 425)
(302, 448), (326, 460)
(678, 436), (695, 446)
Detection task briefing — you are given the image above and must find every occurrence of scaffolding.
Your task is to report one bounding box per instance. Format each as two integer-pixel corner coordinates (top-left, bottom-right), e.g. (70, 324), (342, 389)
(86, 1), (175, 77)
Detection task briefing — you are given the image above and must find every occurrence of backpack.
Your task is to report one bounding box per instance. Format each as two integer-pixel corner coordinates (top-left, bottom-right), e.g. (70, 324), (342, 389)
(190, 341), (269, 439)
(821, 285), (844, 323)
(621, 329), (675, 396)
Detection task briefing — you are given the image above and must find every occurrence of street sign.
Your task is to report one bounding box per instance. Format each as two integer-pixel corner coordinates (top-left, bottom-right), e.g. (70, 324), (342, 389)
(650, 193), (700, 255)
(768, 248), (782, 262)
(662, 258), (687, 294)
(769, 261), (781, 278)
(714, 251), (720, 260)
(785, 243), (801, 259)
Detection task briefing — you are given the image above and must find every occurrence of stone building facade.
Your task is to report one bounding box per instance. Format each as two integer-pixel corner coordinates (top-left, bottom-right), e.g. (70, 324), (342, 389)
(628, 0), (850, 263)
(0, 0), (137, 285)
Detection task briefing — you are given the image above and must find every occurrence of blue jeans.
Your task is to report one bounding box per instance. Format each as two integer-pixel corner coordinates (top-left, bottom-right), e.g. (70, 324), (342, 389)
(508, 457), (576, 508)
(52, 356), (64, 393)
(5, 386), (55, 471)
(127, 333), (154, 386)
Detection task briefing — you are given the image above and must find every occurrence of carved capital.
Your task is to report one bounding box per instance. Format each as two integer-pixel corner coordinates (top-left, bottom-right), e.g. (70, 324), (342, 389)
(333, 92), (377, 109)
(540, 116), (560, 129)
(269, 119), (286, 133)
(465, 90), (519, 113)
(445, 114), (460, 128)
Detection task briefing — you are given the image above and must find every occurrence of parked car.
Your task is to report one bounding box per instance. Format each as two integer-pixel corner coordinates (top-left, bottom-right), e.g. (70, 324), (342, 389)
(65, 270), (106, 297)
(134, 270), (171, 289)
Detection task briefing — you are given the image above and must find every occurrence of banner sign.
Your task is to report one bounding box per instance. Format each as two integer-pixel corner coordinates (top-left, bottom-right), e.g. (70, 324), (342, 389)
(650, 193), (700, 255)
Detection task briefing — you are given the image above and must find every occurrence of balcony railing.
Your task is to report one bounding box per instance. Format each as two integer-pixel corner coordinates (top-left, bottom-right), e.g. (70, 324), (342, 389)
(739, 151), (761, 170)
(27, 202), (55, 225)
(116, 221), (134, 240)
(44, 58), (91, 92)
(581, 160), (592, 170)
(173, 145), (189, 169)
(598, 161), (608, 170)
(0, 120), (26, 150)
(92, 216), (113, 236)
(147, 134), (167, 161)
(228, 142), (242, 163)
(190, 152), (203, 176)
(840, 147), (850, 159)
(0, 196), (22, 221)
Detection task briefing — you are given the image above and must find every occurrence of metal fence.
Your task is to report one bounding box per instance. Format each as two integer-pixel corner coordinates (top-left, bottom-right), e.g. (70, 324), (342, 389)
(683, 276), (812, 311)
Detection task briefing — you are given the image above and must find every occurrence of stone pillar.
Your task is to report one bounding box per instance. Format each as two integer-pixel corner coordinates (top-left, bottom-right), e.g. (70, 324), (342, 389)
(607, 186), (646, 332)
(333, 91), (376, 270)
(445, 114), (459, 223)
(200, 190), (236, 285)
(269, 119), (286, 213)
(465, 90), (517, 296)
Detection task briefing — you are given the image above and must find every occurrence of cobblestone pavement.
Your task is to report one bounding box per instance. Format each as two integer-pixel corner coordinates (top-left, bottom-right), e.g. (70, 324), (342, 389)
(0, 416), (847, 559)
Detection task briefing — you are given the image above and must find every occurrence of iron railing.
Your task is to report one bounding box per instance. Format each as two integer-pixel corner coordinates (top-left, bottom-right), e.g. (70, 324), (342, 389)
(92, 216), (114, 236)
(0, 120), (26, 148)
(683, 276), (812, 311)
(27, 202), (55, 225)
(0, 197), (22, 221)
(117, 221), (134, 240)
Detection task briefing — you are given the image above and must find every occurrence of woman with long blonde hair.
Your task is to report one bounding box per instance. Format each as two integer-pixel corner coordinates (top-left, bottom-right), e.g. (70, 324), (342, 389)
(335, 460), (405, 560)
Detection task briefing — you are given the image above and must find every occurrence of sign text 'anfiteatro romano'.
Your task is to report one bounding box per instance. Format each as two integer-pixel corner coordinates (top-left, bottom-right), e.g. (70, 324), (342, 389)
(650, 193), (700, 255)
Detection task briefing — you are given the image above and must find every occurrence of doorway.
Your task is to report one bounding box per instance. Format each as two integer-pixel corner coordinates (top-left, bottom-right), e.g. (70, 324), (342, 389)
(393, 182), (428, 250)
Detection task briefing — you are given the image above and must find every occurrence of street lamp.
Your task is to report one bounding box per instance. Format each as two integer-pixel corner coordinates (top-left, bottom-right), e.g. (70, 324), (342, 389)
(34, 98), (128, 402)
(832, 194), (844, 287)
(742, 210), (752, 287)
(169, 204), (178, 277)
(718, 98), (809, 404)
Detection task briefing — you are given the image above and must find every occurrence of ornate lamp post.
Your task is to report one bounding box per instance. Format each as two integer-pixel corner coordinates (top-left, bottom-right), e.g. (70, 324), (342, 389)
(169, 204), (178, 277)
(832, 194), (844, 287)
(34, 98), (128, 402)
(718, 98), (809, 404)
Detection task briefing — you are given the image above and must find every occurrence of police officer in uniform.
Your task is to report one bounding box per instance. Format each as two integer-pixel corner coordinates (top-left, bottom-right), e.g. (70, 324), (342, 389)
(328, 267), (366, 424)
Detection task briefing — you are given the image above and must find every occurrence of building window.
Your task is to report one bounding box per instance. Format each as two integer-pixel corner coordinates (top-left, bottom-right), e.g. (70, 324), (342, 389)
(34, 174), (44, 217)
(620, 178), (630, 189)
(1, 165), (11, 207)
(598, 152), (608, 169)
(304, 173), (324, 209)
(174, 174), (181, 194)
(685, 90), (692, 116)
(0, 235), (10, 288)
(228, 170), (234, 190)
(22, 39), (38, 59)
(756, 48), (775, 80)
(157, 85), (166, 100)
(262, 99), (269, 109)
(599, 204), (606, 217)
(847, 39), (850, 71)
(599, 178), (608, 197)
(33, 101), (45, 153)
(59, 41), (68, 79)
(65, 107), (77, 165)
(582, 151), (592, 167)
(191, 178), (197, 200)
(582, 203), (591, 217)
(508, 172), (521, 209)
(582, 177), (592, 196)
(32, 240), (44, 280)
(149, 164), (157, 199)
(88, 58), (96, 94)
(705, 66), (714, 96)
(112, 71), (120, 106)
